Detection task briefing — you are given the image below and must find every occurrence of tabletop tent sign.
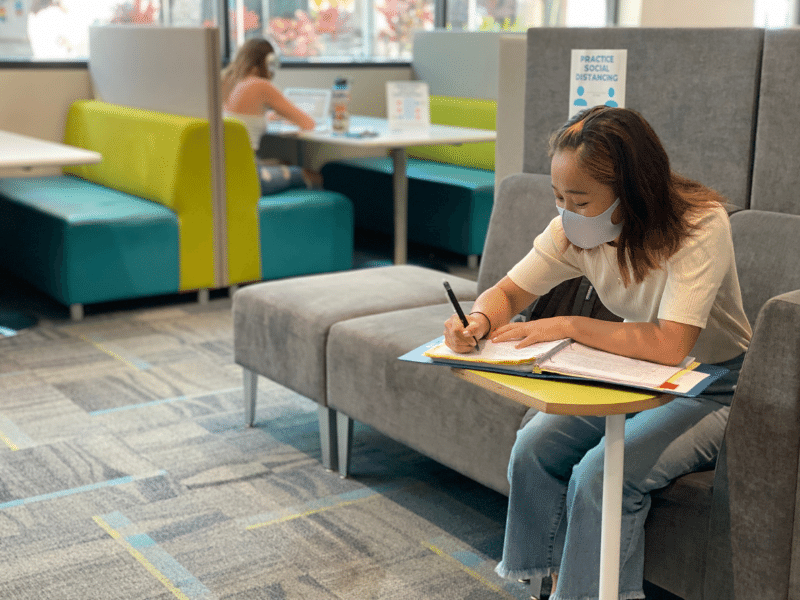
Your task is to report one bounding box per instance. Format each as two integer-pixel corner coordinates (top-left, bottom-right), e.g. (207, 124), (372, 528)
(568, 49), (628, 118)
(386, 81), (430, 131)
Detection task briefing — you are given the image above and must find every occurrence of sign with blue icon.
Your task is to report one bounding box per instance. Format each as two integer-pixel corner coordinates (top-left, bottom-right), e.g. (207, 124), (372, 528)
(568, 49), (628, 119)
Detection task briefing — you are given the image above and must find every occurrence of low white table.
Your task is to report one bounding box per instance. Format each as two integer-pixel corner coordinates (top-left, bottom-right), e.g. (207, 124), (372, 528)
(454, 369), (673, 600)
(0, 130), (102, 174)
(266, 116), (497, 264)
(0, 130), (102, 333)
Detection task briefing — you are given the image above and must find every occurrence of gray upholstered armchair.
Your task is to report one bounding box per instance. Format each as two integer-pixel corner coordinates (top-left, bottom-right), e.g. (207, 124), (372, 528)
(643, 212), (800, 600)
(725, 289), (800, 600)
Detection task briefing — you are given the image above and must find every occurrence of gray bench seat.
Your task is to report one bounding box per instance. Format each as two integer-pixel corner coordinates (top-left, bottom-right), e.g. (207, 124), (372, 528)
(232, 265), (476, 470)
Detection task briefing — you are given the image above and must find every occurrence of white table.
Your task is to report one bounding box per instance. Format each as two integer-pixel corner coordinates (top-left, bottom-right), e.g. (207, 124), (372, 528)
(0, 130), (102, 174)
(453, 369), (673, 600)
(266, 116), (497, 264)
(0, 130), (102, 333)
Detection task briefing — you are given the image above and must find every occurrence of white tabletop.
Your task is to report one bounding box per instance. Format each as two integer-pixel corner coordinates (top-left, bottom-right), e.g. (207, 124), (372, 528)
(268, 115), (497, 148)
(0, 130), (102, 170)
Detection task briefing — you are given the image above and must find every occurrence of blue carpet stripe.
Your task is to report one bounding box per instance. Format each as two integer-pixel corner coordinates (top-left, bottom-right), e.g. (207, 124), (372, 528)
(0, 470), (168, 510)
(0, 414), (36, 451)
(96, 511), (215, 600)
(89, 387), (242, 416)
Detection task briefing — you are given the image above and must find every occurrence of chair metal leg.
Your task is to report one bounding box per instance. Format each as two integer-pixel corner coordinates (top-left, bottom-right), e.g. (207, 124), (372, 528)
(317, 406), (338, 472)
(336, 411), (353, 478)
(70, 303), (84, 321)
(243, 368), (257, 426)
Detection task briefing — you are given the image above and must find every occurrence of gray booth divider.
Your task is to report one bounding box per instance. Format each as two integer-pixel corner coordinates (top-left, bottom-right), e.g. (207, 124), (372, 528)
(750, 28), (800, 216)
(88, 25), (230, 288)
(522, 28), (764, 211)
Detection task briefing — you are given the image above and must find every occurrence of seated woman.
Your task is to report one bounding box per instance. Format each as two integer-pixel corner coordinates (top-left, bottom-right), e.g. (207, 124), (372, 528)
(221, 38), (316, 195)
(445, 106), (751, 600)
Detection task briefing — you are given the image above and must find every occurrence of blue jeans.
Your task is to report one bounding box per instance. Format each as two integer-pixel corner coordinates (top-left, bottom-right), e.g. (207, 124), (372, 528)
(495, 353), (744, 600)
(258, 163), (308, 196)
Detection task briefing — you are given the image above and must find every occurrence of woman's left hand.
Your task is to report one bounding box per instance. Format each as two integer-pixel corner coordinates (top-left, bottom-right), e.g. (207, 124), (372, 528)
(490, 317), (570, 348)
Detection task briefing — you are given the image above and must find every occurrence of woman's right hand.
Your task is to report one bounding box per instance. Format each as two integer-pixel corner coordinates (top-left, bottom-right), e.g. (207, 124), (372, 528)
(443, 312), (490, 353)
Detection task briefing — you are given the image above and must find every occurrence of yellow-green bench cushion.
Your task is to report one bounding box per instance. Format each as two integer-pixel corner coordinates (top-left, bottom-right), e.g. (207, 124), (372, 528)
(407, 96), (497, 170)
(64, 100), (215, 291)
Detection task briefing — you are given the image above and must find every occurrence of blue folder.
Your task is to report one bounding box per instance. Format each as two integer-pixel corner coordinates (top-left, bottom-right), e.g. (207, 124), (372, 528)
(399, 336), (730, 398)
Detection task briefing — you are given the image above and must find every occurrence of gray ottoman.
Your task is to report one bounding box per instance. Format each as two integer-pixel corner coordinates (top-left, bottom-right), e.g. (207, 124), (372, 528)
(232, 265), (477, 469)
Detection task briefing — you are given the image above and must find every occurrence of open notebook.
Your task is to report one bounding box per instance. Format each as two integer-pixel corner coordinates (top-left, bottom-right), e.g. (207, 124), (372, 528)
(401, 336), (730, 397)
(268, 87), (331, 133)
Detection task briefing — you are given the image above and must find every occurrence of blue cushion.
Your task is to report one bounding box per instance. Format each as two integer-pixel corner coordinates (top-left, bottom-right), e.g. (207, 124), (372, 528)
(320, 157), (494, 256)
(258, 189), (354, 280)
(0, 175), (180, 306)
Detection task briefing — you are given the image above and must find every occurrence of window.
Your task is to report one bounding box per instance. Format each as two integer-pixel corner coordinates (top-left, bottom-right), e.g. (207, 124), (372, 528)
(754, 0), (796, 26)
(444, 0), (607, 33)
(2, 0), (607, 62)
(2, 0), (216, 60)
(234, 0), (606, 60)
(232, 0), (434, 60)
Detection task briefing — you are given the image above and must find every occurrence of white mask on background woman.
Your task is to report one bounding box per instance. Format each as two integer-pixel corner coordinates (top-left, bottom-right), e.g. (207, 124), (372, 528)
(557, 198), (623, 249)
(265, 53), (278, 79)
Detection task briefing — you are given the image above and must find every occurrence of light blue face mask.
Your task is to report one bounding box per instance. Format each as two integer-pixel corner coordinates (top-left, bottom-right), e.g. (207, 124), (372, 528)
(557, 198), (623, 249)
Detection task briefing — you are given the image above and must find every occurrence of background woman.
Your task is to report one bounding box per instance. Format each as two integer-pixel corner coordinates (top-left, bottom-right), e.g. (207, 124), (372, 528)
(222, 38), (316, 194)
(444, 106), (751, 600)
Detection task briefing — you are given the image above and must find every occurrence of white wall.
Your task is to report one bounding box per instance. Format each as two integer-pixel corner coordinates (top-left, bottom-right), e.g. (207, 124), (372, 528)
(0, 68), (92, 176)
(0, 65), (411, 137)
(0, 68), (92, 141)
(621, 0), (755, 26)
(0, 64), (413, 174)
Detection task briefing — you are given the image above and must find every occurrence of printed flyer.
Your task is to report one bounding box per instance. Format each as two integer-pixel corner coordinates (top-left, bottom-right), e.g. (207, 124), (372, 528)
(386, 81), (430, 130)
(568, 49), (628, 118)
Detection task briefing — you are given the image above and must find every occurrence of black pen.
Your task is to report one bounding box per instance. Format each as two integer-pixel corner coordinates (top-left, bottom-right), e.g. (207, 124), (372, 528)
(443, 280), (480, 350)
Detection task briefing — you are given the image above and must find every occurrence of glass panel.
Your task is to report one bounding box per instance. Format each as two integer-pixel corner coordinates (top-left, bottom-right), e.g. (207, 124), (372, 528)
(0, 0), (216, 60)
(373, 0), (435, 59)
(445, 0), (606, 31)
(566, 0), (606, 26)
(754, 0), (794, 26)
(232, 0), (366, 59)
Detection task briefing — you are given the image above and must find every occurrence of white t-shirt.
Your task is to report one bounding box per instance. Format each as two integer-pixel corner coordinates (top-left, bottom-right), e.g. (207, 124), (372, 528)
(507, 204), (752, 364)
(223, 110), (265, 150)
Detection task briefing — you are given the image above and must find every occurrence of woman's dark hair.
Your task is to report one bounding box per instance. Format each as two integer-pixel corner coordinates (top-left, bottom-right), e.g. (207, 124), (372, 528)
(548, 106), (725, 285)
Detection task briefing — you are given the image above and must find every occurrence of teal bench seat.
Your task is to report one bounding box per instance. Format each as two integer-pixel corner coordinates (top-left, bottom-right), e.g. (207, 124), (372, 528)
(320, 156), (494, 263)
(0, 175), (179, 316)
(257, 188), (355, 281)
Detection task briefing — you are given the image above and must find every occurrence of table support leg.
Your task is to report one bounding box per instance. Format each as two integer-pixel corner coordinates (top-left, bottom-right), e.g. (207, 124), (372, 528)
(599, 413), (625, 600)
(390, 147), (408, 265)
